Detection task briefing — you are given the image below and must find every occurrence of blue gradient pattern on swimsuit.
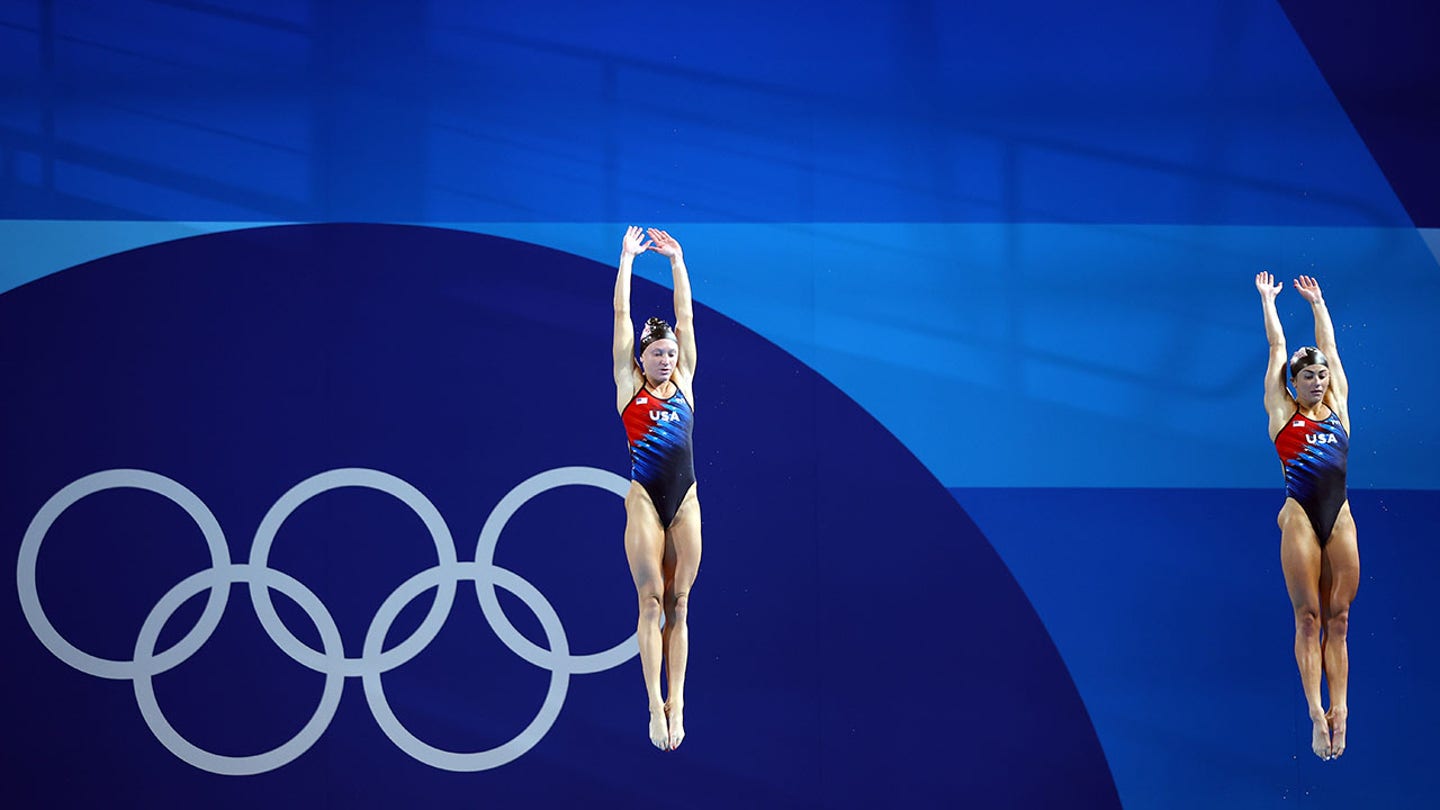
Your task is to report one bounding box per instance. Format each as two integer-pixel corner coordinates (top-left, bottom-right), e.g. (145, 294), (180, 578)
(626, 388), (694, 491)
(1278, 413), (1348, 505)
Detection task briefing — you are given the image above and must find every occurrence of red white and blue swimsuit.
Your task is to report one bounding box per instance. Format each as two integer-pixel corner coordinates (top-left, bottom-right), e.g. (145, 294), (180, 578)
(622, 385), (696, 528)
(1274, 409), (1349, 546)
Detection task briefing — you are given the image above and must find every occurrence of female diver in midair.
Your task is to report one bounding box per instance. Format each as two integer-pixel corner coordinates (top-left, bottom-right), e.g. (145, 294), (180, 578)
(1256, 271), (1359, 760)
(615, 226), (702, 751)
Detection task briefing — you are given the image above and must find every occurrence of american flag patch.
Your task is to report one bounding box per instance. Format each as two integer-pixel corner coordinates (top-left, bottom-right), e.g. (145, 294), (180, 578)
(1292, 420), (1306, 427)
(637, 397), (649, 404)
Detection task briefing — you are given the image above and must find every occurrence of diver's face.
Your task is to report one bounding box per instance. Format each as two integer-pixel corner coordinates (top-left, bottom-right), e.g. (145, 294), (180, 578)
(1293, 365), (1329, 406)
(641, 339), (678, 384)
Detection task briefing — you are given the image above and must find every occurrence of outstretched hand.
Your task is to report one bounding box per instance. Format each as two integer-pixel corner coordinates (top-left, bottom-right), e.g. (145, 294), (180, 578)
(1293, 274), (1324, 304)
(622, 225), (651, 259)
(1255, 270), (1282, 300)
(646, 228), (683, 259)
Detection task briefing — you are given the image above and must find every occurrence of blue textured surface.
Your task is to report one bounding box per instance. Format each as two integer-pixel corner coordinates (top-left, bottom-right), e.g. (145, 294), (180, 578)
(0, 1), (1412, 225)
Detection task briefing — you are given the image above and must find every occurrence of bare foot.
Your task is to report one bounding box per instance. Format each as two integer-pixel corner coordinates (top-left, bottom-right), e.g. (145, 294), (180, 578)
(649, 706), (670, 751)
(666, 702), (686, 751)
(1327, 707), (1348, 759)
(1310, 713), (1332, 760)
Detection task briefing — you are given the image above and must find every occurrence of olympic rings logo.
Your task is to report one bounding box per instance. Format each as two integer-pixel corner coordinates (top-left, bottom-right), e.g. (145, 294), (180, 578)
(16, 466), (636, 775)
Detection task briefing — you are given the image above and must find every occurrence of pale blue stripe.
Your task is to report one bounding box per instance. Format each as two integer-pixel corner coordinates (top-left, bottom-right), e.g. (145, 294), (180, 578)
(6, 220), (1437, 489)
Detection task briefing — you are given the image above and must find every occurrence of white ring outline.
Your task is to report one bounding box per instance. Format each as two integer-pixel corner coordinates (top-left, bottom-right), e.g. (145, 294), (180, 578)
(16, 470), (231, 680)
(248, 468), (458, 677)
(362, 562), (569, 772)
(132, 564), (346, 775)
(17, 466), (636, 774)
(474, 466), (636, 675)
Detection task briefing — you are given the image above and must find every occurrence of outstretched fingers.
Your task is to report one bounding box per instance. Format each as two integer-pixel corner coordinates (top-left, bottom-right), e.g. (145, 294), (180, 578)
(645, 228), (682, 257)
(1293, 274), (1323, 302)
(623, 225), (652, 256)
(1255, 270), (1282, 297)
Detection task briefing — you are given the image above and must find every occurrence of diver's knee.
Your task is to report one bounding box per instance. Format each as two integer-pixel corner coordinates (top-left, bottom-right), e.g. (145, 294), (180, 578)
(1325, 608), (1350, 640)
(638, 591), (663, 623)
(1294, 606), (1321, 638)
(670, 591), (691, 623)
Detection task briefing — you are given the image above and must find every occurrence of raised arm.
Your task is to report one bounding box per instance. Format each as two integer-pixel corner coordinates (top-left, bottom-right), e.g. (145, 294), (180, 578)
(1256, 271), (1292, 433)
(647, 228), (697, 379)
(614, 227), (649, 408)
(1294, 275), (1349, 413)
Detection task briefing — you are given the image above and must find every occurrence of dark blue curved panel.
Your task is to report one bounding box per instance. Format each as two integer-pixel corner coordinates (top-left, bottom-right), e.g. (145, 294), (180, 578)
(1280, 0), (1440, 226)
(0, 225), (1118, 807)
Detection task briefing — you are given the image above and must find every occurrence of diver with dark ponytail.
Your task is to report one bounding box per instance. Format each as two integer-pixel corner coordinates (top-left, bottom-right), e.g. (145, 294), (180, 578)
(1256, 271), (1358, 761)
(613, 226), (701, 751)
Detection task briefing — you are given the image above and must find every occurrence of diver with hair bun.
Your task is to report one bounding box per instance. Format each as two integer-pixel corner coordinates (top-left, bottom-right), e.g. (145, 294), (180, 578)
(1255, 271), (1359, 761)
(613, 226), (701, 751)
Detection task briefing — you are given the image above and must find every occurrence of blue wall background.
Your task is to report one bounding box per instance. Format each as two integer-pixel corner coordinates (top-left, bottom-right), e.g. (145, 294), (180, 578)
(3, 1), (1437, 807)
